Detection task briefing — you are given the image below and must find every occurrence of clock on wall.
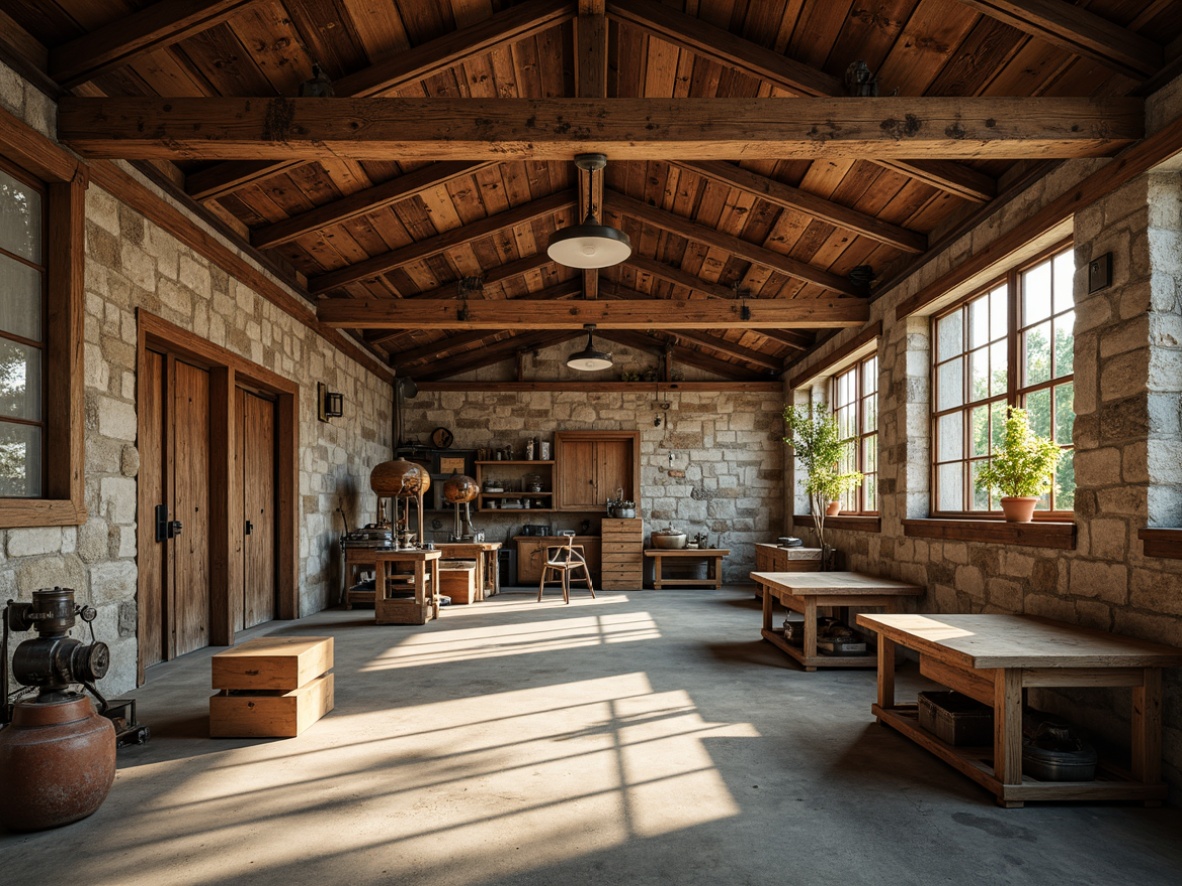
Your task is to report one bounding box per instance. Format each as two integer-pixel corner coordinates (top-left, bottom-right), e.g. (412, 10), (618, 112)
(431, 426), (454, 449)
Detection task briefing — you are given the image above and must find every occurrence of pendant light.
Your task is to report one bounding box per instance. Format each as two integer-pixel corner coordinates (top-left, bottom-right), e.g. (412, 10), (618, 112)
(547, 154), (631, 269)
(566, 324), (613, 372)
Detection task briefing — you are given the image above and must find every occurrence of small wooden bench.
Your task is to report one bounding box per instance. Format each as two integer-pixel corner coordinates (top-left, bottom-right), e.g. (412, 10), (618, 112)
(644, 548), (730, 589)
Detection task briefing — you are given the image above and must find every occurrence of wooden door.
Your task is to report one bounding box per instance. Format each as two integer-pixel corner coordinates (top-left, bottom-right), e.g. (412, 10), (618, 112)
(239, 387), (276, 631)
(557, 439), (598, 510)
(172, 359), (212, 656)
(138, 350), (167, 669)
(596, 439), (634, 506)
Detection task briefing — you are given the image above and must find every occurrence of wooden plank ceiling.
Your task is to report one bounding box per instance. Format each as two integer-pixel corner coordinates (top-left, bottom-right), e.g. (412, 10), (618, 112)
(6, 0), (1181, 381)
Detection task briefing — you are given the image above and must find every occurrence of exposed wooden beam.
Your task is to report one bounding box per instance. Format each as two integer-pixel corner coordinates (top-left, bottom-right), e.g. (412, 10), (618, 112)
(575, 5), (609, 302)
(251, 161), (495, 250)
(605, 0), (995, 201)
(308, 189), (576, 294)
(184, 0), (573, 200)
(418, 380), (784, 392)
(318, 296), (869, 330)
(952, 0), (1162, 81)
(608, 189), (863, 296)
(416, 330), (585, 381)
(598, 330), (754, 380)
(58, 97), (1144, 162)
(48, 0), (262, 88)
(676, 161), (927, 254)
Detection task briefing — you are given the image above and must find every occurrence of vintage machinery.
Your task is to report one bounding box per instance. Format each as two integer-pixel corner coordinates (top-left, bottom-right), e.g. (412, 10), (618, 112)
(0, 587), (117, 831)
(443, 472), (480, 541)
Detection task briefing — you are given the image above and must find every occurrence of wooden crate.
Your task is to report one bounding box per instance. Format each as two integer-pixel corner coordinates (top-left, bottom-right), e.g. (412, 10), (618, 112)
(752, 544), (821, 598)
(210, 673), (334, 738)
(210, 635), (334, 738)
(601, 518), (643, 590)
(211, 636), (334, 691)
(439, 561), (477, 605)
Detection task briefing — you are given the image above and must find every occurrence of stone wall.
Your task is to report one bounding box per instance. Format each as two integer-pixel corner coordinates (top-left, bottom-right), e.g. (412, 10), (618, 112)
(786, 163), (1182, 791)
(0, 61), (392, 696)
(401, 342), (786, 581)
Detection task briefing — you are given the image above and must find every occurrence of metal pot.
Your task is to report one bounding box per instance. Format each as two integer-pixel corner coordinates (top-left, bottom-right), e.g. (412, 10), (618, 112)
(650, 528), (687, 549)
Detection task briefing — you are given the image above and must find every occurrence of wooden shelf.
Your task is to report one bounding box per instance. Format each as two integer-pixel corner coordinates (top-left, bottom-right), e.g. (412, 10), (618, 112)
(761, 629), (877, 669)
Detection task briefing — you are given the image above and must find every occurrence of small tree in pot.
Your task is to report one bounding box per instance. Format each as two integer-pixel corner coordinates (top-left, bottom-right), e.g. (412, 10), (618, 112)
(782, 404), (863, 565)
(976, 407), (1063, 522)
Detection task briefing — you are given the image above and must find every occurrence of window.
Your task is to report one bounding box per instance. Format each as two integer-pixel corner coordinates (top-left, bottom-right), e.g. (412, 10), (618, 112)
(832, 354), (878, 513)
(932, 244), (1075, 516)
(0, 160), (46, 497)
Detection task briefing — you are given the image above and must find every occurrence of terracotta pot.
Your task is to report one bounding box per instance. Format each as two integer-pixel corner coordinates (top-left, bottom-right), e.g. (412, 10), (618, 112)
(825, 502), (842, 516)
(0, 695), (116, 831)
(1000, 496), (1038, 523)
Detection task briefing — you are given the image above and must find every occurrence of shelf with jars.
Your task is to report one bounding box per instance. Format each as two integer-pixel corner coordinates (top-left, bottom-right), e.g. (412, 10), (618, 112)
(474, 460), (555, 513)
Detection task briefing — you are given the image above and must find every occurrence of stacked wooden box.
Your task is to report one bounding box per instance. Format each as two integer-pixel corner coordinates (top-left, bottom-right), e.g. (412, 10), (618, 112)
(439, 560), (477, 604)
(210, 636), (334, 738)
(753, 543), (821, 599)
(600, 518), (644, 590)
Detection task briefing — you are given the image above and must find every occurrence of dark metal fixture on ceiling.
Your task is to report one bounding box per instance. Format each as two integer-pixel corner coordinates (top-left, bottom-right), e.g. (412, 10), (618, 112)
(547, 154), (631, 269)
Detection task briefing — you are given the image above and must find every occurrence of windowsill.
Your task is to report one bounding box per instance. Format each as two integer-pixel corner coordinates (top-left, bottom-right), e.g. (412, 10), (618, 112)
(1138, 528), (1182, 560)
(903, 518), (1075, 549)
(821, 515), (881, 533)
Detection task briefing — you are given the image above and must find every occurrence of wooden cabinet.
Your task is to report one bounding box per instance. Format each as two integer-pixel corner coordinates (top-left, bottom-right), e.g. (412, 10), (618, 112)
(554, 431), (639, 512)
(515, 536), (601, 585)
(474, 459), (554, 513)
(600, 518), (643, 590)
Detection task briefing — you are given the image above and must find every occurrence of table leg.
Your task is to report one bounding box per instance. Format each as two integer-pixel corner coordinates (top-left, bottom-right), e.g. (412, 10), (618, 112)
(492, 551), (501, 597)
(993, 668), (1024, 794)
(876, 637), (895, 712)
(474, 552), (486, 602)
(652, 555), (663, 590)
(430, 561), (441, 620)
(1131, 667), (1163, 786)
(803, 598), (817, 670)
(761, 581), (773, 632)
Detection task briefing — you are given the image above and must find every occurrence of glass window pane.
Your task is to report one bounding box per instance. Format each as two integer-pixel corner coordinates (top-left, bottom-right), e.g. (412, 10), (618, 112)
(969, 295), (990, 348)
(990, 401), (1007, 452)
(0, 169), (42, 264)
(863, 393), (877, 433)
(0, 421), (41, 497)
(936, 312), (963, 362)
(1024, 321), (1052, 386)
(863, 436), (877, 474)
(1026, 388), (1051, 439)
(1023, 258), (1053, 324)
(863, 473), (877, 511)
(936, 358), (964, 411)
(1053, 250), (1074, 314)
(1053, 312), (1074, 379)
(938, 463), (964, 512)
(969, 347), (990, 402)
(1054, 382), (1074, 446)
(862, 356), (877, 395)
(0, 339), (42, 421)
(990, 285), (1008, 342)
(971, 459), (991, 511)
(1056, 449), (1075, 511)
(0, 252), (43, 341)
(971, 404), (991, 457)
(990, 340), (1008, 398)
(938, 412), (964, 462)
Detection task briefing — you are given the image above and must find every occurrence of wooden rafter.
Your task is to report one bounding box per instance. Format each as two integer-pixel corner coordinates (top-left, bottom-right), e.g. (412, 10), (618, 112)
(318, 297), (869, 330)
(59, 97), (1144, 163)
(607, 190), (863, 297)
(308, 189), (577, 295)
(575, 3), (608, 301)
(251, 161), (495, 250)
(48, 0), (262, 89)
(416, 330), (586, 381)
(184, 0), (574, 200)
(605, 0), (996, 202)
(597, 330), (754, 380)
(952, 0), (1163, 81)
(675, 161), (927, 254)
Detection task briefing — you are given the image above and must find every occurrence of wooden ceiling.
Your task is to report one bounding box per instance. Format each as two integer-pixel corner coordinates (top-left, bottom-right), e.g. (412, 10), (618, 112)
(4, 0), (1181, 381)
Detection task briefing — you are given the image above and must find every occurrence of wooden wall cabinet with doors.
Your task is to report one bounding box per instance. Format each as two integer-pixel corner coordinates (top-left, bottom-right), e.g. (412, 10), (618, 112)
(554, 431), (639, 512)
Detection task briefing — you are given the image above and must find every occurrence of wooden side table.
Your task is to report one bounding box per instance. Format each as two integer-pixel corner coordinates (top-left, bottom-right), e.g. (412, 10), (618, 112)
(373, 549), (441, 625)
(752, 571), (923, 671)
(644, 548), (730, 589)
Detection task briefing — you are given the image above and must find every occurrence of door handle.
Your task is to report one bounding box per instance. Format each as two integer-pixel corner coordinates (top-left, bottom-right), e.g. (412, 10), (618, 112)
(245, 520), (254, 535)
(155, 504), (168, 542)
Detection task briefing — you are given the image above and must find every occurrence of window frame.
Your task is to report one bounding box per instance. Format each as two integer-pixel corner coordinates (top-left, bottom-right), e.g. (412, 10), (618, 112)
(930, 239), (1075, 520)
(830, 352), (878, 516)
(0, 106), (87, 528)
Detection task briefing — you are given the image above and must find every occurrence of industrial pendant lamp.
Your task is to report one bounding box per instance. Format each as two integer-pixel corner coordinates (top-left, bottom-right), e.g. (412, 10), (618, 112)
(547, 154), (631, 269)
(566, 324), (613, 372)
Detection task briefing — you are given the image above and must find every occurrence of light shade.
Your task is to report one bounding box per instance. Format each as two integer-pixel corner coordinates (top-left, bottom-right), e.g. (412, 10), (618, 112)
(547, 218), (632, 269)
(567, 326), (613, 372)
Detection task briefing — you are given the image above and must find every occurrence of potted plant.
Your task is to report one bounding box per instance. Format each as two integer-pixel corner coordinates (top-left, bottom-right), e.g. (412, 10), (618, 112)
(782, 404), (863, 564)
(976, 406), (1063, 522)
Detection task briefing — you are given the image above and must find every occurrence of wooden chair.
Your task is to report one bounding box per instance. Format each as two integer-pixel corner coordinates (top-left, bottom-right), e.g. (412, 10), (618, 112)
(538, 533), (595, 603)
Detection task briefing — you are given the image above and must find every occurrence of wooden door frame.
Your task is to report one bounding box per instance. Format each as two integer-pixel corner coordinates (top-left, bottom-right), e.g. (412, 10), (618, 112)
(135, 310), (299, 682)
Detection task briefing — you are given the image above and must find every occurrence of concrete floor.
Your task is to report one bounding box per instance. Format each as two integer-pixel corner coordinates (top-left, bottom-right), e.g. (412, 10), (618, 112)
(3, 585), (1182, 886)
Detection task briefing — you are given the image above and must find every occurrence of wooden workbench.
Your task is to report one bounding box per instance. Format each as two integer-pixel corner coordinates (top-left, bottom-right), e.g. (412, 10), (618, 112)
(436, 541), (502, 599)
(857, 612), (1182, 807)
(644, 548), (730, 589)
(373, 549), (441, 625)
(752, 571), (923, 670)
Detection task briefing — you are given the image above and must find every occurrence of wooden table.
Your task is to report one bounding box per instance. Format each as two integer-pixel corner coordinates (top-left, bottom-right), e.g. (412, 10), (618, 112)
(753, 571), (923, 671)
(436, 541), (502, 600)
(373, 549), (441, 625)
(857, 612), (1182, 807)
(645, 548), (730, 589)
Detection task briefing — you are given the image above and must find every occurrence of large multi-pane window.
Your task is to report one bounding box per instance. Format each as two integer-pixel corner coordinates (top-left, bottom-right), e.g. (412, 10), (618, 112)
(0, 160), (45, 497)
(832, 354), (878, 514)
(932, 244), (1075, 516)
